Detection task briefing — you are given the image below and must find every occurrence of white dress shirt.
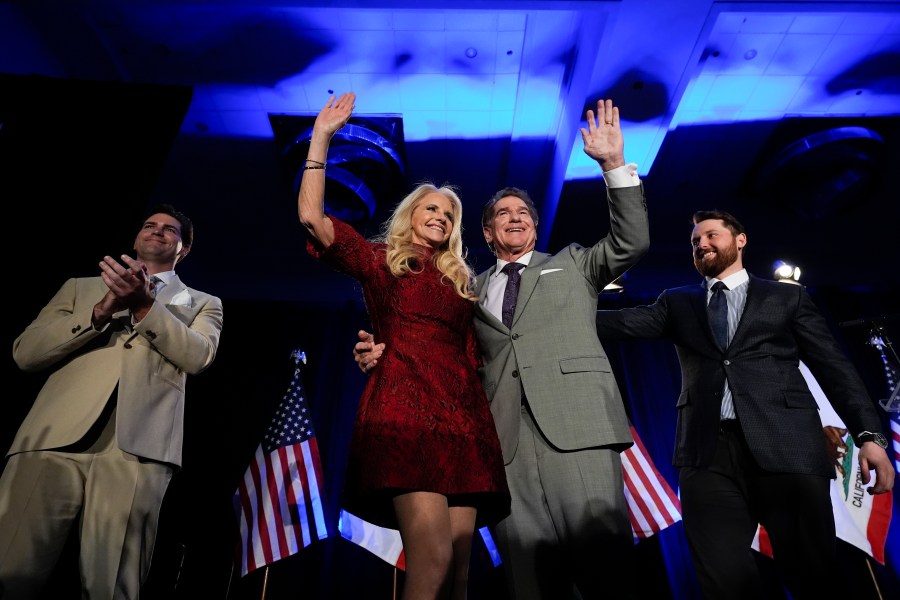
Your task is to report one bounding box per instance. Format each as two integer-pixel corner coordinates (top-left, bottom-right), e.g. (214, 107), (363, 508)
(705, 269), (749, 420)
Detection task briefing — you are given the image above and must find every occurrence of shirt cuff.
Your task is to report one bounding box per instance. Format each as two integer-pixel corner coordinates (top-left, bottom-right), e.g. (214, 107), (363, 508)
(603, 162), (640, 188)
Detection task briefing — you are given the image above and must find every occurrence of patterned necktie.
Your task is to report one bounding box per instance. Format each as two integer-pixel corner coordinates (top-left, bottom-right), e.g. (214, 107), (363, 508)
(501, 262), (524, 329)
(150, 275), (164, 298)
(708, 280), (729, 349)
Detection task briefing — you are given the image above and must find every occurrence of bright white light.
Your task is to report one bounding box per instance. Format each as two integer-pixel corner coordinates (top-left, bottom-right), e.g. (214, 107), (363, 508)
(773, 260), (802, 284)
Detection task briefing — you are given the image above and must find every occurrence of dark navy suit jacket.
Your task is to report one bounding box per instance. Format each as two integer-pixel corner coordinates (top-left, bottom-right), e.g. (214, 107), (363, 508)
(596, 274), (881, 477)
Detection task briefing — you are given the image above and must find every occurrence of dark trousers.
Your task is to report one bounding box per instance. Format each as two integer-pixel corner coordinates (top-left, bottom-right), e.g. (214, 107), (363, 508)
(680, 422), (835, 600)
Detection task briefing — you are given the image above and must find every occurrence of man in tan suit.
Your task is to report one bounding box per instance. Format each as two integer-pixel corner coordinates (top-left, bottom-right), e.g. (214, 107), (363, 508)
(0, 204), (223, 599)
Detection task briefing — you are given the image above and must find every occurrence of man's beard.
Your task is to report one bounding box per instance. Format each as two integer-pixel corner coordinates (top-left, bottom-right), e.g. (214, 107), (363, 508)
(694, 242), (738, 278)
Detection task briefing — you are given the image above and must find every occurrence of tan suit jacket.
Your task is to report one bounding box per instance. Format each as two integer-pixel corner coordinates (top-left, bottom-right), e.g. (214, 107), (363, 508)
(10, 275), (223, 467)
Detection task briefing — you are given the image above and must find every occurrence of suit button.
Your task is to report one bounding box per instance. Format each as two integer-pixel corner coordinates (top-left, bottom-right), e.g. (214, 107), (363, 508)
(512, 370), (519, 378)
(71, 325), (81, 333)
(723, 360), (731, 366)
(124, 343), (132, 349)
(512, 333), (520, 340)
(147, 331), (157, 340)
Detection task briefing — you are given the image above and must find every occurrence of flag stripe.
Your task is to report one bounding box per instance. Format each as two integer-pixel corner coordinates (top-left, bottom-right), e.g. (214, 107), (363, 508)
(301, 439), (328, 538)
(284, 444), (307, 551)
(626, 446), (680, 525)
(339, 510), (405, 570)
(478, 527), (502, 567)
(623, 425), (682, 539)
(271, 447), (293, 559)
(755, 526), (773, 557)
(890, 418), (900, 473)
(866, 490), (892, 564)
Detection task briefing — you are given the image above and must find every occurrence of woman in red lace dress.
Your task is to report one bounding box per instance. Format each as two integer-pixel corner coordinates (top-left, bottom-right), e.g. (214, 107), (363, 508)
(298, 92), (510, 600)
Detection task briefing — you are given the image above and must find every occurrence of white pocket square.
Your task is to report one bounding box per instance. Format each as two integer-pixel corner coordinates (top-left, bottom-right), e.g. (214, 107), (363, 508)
(168, 290), (193, 307)
(540, 268), (563, 275)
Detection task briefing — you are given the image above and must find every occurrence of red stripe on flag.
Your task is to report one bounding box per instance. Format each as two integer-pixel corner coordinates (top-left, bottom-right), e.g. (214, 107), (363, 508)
(287, 444), (309, 548)
(272, 446), (293, 559)
(866, 490), (892, 565)
(339, 510), (406, 570)
(252, 449), (275, 569)
(294, 445), (313, 548)
(757, 526), (773, 558)
(623, 425), (682, 539)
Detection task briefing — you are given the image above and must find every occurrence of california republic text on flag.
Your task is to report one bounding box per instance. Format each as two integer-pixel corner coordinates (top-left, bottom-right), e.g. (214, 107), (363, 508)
(235, 350), (329, 576)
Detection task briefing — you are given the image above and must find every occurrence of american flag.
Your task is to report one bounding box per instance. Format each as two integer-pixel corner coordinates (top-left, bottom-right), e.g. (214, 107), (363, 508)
(234, 350), (329, 576)
(622, 424), (682, 539)
(870, 333), (900, 472)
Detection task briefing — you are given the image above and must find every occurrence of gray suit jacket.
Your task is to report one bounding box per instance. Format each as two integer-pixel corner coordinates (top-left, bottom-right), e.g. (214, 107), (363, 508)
(10, 275), (223, 468)
(474, 183), (649, 463)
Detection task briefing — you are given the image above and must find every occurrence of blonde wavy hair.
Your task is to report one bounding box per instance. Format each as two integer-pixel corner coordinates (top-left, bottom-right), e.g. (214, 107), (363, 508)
(375, 183), (476, 300)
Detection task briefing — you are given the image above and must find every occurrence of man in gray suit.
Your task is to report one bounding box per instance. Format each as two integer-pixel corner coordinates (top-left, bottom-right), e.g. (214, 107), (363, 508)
(0, 204), (223, 599)
(595, 209), (894, 599)
(356, 99), (650, 599)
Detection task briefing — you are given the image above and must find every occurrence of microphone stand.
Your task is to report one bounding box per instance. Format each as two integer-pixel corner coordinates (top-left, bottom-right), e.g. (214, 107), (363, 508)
(864, 317), (900, 413)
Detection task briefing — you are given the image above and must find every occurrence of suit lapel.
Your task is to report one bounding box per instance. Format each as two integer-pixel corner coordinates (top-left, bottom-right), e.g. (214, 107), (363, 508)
(475, 266), (505, 331)
(728, 275), (761, 350)
(476, 268), (493, 304)
(510, 252), (549, 327)
(690, 282), (721, 351)
(154, 274), (186, 306)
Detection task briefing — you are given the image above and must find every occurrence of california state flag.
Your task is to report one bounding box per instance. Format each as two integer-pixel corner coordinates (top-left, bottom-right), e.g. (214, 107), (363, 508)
(753, 362), (893, 563)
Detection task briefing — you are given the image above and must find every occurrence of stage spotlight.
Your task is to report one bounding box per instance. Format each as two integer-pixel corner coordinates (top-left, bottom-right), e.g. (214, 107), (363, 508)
(773, 260), (802, 284)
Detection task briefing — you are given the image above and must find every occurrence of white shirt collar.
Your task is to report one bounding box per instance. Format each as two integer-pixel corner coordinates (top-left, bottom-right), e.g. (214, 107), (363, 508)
(493, 251), (534, 278)
(150, 270), (176, 285)
(706, 268), (748, 291)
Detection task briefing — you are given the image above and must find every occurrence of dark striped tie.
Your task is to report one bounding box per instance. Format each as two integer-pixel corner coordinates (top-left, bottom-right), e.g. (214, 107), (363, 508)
(501, 263), (524, 329)
(708, 281), (728, 349)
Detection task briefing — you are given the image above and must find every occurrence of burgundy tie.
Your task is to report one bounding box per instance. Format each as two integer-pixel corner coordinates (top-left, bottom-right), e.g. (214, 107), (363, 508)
(501, 263), (524, 329)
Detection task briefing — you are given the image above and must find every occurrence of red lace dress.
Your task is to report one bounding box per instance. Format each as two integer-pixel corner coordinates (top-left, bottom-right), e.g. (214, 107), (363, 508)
(308, 217), (510, 528)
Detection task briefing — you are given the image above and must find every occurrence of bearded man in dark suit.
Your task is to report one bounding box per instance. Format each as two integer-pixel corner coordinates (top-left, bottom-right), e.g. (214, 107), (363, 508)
(595, 209), (894, 599)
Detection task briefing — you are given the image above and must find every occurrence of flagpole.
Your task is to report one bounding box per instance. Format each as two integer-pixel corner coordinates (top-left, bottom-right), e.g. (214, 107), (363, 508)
(260, 565), (269, 600)
(864, 556), (884, 600)
(393, 567), (398, 600)
(224, 560), (234, 599)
